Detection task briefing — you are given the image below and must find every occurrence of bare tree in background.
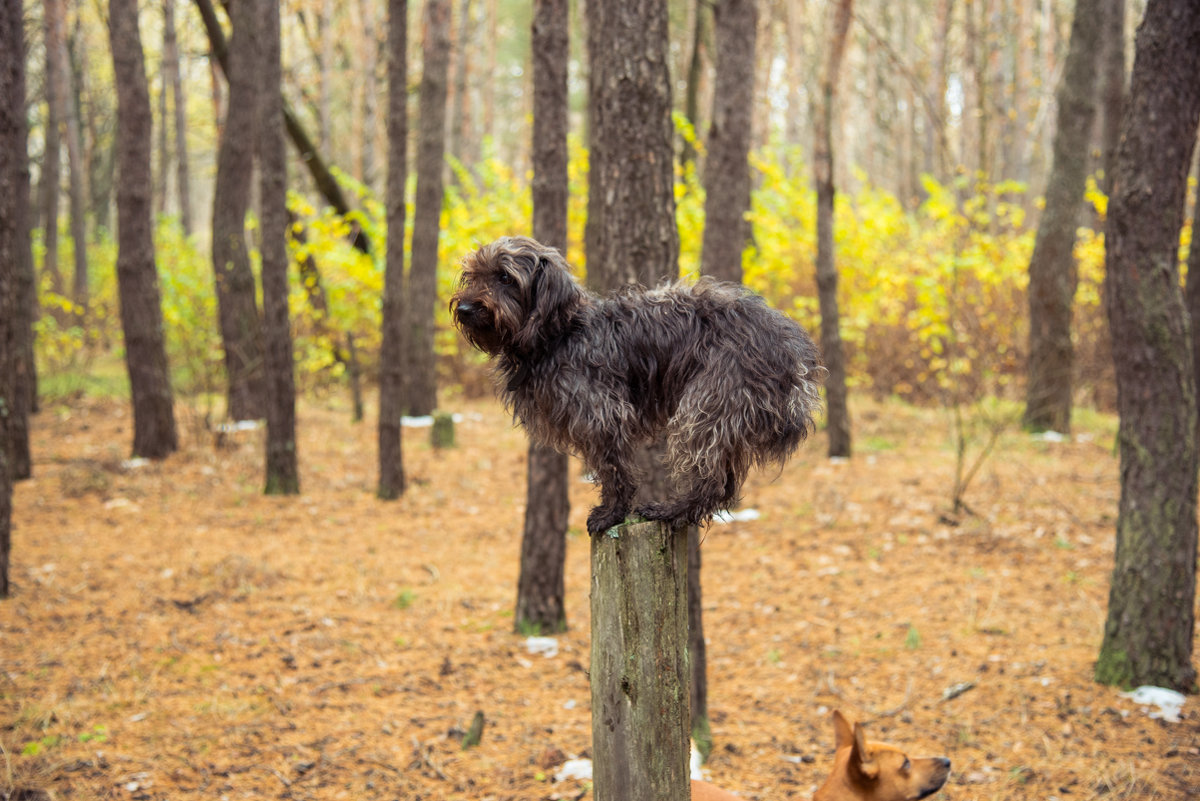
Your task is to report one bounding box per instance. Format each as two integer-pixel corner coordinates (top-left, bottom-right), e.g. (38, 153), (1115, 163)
(109, 0), (178, 459)
(1022, 0), (1102, 433)
(813, 0), (853, 458)
(40, 0), (65, 295)
(402, 0), (451, 416)
(1097, 0), (1200, 693)
(514, 0), (570, 635)
(260, 0), (299, 495)
(210, 0), (266, 421)
(164, 0), (193, 235)
(701, 0), (756, 285)
(378, 0), (409, 500)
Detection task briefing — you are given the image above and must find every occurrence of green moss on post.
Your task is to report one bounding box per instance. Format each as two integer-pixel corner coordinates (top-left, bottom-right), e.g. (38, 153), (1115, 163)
(590, 520), (690, 801)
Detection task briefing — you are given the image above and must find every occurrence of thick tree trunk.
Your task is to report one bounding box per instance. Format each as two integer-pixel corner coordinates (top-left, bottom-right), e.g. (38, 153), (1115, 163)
(1022, 0), (1102, 434)
(813, 0), (853, 458)
(700, 0), (756, 285)
(1, 0), (33, 596)
(210, 0), (266, 421)
(590, 522), (690, 801)
(259, 0), (298, 495)
(377, 0), (408, 500)
(164, 0), (192, 235)
(514, 0), (571, 635)
(585, 4), (687, 798)
(109, 0), (179, 460)
(402, 0), (451, 416)
(1097, 0), (1200, 693)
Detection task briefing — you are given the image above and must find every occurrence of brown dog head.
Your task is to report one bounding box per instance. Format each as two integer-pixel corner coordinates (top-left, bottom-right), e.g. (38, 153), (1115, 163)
(815, 711), (951, 801)
(450, 236), (587, 356)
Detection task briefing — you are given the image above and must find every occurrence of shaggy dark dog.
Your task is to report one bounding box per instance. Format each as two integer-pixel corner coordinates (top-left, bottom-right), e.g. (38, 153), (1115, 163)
(451, 236), (824, 534)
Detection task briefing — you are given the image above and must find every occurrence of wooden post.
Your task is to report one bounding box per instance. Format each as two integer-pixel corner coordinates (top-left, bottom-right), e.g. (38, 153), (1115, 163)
(590, 520), (690, 801)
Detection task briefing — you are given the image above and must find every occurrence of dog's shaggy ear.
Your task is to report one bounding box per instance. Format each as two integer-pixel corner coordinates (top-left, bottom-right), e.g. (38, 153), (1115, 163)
(510, 248), (584, 353)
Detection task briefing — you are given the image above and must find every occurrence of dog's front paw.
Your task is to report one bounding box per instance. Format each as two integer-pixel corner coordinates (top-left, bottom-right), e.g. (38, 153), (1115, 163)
(587, 504), (627, 536)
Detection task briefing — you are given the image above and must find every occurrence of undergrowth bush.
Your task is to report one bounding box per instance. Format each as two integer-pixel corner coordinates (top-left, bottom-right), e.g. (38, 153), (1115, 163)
(33, 141), (1138, 410)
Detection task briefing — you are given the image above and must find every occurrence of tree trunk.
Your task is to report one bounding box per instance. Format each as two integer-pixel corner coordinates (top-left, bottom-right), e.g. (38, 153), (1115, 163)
(259, 0), (298, 495)
(359, 0), (380, 194)
(514, 0), (571, 636)
(192, 0), (370, 255)
(590, 522), (690, 801)
(681, 0), (707, 171)
(402, 0), (451, 416)
(448, 0), (474, 172)
(585, 4), (686, 799)
(1099, 0), (1125, 196)
(58, 13), (88, 311)
(1, 0), (33, 596)
(1022, 0), (1102, 434)
(1096, 0), (1200, 693)
(813, 0), (853, 459)
(164, 0), (192, 235)
(701, 0), (756, 285)
(210, 0), (266, 421)
(109, 0), (179, 460)
(687, 524), (710, 756)
(320, 0), (334, 156)
(40, 0), (65, 295)
(585, 0), (678, 292)
(378, 0), (409, 501)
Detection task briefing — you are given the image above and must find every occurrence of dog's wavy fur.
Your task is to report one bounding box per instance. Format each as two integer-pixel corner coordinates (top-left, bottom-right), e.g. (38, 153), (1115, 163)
(451, 236), (824, 534)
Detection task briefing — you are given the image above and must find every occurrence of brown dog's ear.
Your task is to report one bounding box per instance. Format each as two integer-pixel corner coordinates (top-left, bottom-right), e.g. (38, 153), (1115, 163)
(832, 710), (854, 751)
(849, 721), (879, 781)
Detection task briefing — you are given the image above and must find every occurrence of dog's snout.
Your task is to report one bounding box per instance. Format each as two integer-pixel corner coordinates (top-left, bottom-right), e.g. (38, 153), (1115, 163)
(456, 300), (477, 315)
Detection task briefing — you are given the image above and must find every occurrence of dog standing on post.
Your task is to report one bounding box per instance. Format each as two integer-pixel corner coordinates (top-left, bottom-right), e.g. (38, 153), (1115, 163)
(450, 236), (824, 535)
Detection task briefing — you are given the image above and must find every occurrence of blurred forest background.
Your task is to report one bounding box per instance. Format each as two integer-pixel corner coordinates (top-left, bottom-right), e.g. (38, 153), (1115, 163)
(13, 0), (1157, 412)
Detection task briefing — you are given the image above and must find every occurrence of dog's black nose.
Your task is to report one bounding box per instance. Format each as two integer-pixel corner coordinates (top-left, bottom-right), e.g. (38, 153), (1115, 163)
(456, 301), (477, 315)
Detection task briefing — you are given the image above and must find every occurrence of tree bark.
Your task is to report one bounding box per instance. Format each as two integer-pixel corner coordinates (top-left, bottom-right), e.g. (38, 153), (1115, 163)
(377, 0), (409, 500)
(1096, 0), (1200, 693)
(402, 0), (451, 416)
(681, 0), (707, 171)
(1, 0), (33, 596)
(590, 522), (690, 801)
(701, 0), (757, 285)
(58, 11), (88, 310)
(1098, 0), (1125, 196)
(585, 0), (678, 292)
(109, 0), (179, 460)
(259, 0), (299, 495)
(164, 0), (192, 235)
(359, 0), (380, 194)
(210, 0), (266, 421)
(813, 0), (852, 459)
(585, 4), (686, 799)
(514, 0), (571, 635)
(40, 0), (65, 295)
(1022, 0), (1102, 434)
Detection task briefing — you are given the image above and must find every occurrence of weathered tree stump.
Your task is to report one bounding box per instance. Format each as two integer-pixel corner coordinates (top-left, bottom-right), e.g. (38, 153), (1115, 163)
(590, 519), (690, 801)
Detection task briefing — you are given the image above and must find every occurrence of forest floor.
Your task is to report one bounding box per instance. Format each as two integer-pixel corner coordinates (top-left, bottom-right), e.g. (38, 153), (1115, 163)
(2, 392), (1199, 801)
